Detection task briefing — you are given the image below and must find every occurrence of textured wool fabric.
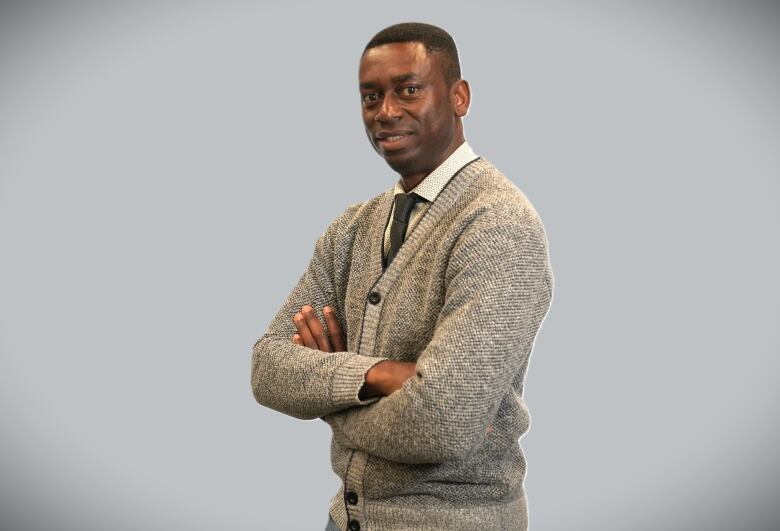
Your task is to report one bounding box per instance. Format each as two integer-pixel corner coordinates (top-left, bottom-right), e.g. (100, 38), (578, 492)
(251, 157), (554, 530)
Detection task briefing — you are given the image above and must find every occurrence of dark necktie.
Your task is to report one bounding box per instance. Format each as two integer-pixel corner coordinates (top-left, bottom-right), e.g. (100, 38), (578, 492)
(384, 192), (421, 269)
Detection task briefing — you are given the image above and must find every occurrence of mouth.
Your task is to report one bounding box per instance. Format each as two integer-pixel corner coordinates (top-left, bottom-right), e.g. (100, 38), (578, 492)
(375, 132), (413, 152)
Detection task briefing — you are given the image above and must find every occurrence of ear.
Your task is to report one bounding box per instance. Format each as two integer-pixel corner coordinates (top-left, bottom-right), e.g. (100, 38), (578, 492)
(451, 79), (471, 118)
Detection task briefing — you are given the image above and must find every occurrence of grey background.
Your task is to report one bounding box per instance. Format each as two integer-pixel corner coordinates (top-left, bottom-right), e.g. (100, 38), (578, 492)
(1, 1), (778, 530)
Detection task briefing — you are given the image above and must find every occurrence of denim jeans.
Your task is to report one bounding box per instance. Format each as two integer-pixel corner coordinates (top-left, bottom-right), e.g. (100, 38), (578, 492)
(325, 514), (340, 531)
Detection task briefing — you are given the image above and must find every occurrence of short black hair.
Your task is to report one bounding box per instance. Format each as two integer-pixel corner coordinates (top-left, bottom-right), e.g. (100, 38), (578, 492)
(363, 22), (462, 86)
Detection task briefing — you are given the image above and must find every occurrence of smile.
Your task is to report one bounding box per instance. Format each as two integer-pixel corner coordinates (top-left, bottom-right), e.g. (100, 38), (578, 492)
(376, 132), (413, 151)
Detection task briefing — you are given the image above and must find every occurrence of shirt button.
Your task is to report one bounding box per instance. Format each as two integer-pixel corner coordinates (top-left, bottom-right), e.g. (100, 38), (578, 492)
(348, 519), (361, 531)
(368, 291), (381, 304)
(346, 491), (358, 505)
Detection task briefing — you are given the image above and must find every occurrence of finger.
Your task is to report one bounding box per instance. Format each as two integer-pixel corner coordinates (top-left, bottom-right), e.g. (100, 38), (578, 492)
(292, 334), (303, 346)
(293, 311), (318, 349)
(302, 305), (332, 352)
(323, 306), (346, 352)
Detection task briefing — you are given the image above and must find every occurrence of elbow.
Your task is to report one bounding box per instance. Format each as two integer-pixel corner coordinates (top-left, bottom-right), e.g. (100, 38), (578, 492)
(404, 419), (481, 464)
(403, 438), (473, 464)
(250, 338), (284, 413)
(250, 367), (272, 412)
(430, 434), (478, 463)
(250, 339), (268, 406)
(250, 339), (321, 421)
(250, 368), (267, 409)
(251, 374), (319, 421)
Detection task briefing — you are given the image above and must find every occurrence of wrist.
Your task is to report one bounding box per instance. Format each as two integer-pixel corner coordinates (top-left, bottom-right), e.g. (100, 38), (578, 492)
(359, 360), (388, 399)
(360, 360), (416, 398)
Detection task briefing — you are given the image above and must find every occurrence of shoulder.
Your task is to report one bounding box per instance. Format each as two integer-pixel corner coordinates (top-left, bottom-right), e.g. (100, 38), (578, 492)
(456, 157), (549, 242)
(317, 188), (389, 251)
(448, 159), (553, 285)
(323, 190), (385, 235)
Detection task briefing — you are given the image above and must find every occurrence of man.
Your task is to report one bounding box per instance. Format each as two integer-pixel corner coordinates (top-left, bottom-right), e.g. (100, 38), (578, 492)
(251, 22), (554, 531)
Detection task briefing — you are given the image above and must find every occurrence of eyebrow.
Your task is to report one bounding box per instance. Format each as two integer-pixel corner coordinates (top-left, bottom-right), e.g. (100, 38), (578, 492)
(359, 73), (420, 89)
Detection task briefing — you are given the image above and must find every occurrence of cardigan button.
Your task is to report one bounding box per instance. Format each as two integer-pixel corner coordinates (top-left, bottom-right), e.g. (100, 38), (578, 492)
(346, 491), (358, 505)
(368, 291), (381, 305)
(348, 519), (361, 531)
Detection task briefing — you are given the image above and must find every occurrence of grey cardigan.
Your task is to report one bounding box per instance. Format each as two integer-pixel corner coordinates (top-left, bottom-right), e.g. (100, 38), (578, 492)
(251, 157), (554, 530)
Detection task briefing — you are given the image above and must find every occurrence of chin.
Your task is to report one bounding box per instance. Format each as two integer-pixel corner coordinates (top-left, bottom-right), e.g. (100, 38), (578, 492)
(383, 157), (414, 175)
(381, 150), (418, 175)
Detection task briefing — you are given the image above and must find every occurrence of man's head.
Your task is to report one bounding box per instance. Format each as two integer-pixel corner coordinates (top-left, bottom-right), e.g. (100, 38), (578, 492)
(359, 22), (471, 183)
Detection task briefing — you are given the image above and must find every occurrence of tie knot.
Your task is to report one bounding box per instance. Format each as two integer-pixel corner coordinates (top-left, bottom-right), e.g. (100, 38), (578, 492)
(393, 192), (420, 222)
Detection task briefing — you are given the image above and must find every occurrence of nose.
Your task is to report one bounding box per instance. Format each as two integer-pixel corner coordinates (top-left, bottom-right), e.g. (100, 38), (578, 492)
(375, 93), (402, 123)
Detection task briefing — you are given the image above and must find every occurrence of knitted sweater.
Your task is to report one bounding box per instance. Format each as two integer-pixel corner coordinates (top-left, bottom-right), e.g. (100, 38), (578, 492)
(251, 157), (554, 531)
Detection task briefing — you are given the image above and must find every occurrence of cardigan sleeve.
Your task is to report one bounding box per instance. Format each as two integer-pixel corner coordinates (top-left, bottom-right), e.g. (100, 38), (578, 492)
(250, 206), (391, 421)
(321, 217), (554, 463)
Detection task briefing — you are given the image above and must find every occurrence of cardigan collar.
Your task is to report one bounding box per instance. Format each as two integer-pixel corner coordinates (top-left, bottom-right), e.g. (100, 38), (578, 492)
(370, 156), (488, 286)
(391, 141), (479, 202)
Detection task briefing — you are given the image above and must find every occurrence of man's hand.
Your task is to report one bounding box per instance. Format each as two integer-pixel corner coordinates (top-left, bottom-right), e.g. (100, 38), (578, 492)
(359, 359), (417, 399)
(290, 305), (416, 399)
(291, 304), (346, 352)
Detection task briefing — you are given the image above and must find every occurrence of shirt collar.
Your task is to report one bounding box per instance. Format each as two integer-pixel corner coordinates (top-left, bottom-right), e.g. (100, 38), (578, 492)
(392, 141), (479, 202)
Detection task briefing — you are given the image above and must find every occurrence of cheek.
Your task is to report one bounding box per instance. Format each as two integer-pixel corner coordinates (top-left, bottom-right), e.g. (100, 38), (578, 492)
(413, 104), (439, 131)
(419, 108), (449, 139)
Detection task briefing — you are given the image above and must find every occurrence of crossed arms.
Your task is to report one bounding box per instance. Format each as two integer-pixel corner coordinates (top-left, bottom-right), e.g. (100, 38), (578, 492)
(251, 211), (552, 464)
(290, 303), (417, 400)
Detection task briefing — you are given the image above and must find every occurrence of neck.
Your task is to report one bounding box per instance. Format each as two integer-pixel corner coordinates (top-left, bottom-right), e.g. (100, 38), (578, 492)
(400, 134), (466, 192)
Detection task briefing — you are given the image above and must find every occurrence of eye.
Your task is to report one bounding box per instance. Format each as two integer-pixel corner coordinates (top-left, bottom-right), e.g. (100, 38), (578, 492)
(362, 92), (379, 105)
(401, 86), (420, 96)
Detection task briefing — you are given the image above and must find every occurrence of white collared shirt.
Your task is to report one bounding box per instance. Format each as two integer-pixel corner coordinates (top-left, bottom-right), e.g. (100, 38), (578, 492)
(383, 141), (479, 258)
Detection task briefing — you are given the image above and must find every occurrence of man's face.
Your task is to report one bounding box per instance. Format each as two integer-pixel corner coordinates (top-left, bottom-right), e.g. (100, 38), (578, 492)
(359, 42), (461, 177)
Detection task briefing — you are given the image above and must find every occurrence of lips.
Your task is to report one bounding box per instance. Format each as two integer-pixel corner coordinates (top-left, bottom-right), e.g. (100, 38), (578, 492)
(382, 134), (408, 141)
(375, 131), (413, 151)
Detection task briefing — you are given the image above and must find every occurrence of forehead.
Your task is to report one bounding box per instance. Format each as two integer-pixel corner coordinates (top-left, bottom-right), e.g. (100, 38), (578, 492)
(359, 42), (438, 84)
